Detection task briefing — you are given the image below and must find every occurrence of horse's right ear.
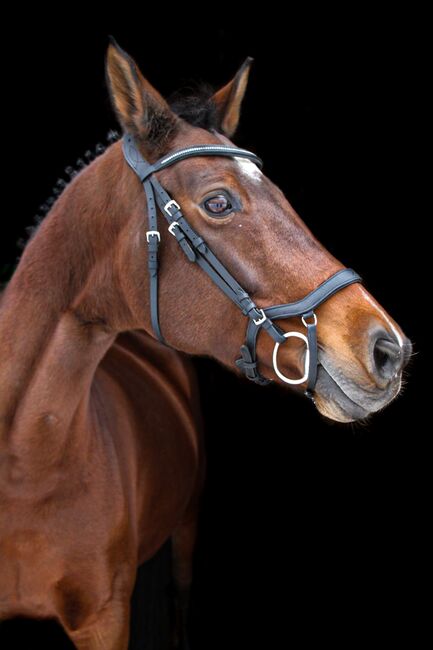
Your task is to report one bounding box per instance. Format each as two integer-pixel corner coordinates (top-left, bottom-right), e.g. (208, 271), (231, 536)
(105, 37), (178, 151)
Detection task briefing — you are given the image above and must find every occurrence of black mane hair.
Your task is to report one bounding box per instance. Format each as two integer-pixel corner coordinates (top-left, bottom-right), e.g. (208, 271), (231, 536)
(2, 131), (121, 287)
(169, 83), (220, 131)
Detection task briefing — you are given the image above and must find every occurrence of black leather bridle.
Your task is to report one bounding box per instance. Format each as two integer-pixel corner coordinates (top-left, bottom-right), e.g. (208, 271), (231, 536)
(123, 133), (361, 398)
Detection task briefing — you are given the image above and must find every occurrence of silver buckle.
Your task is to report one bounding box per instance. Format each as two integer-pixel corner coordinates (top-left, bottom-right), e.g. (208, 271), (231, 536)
(164, 199), (180, 216)
(168, 222), (180, 236)
(253, 309), (267, 326)
(146, 230), (160, 242)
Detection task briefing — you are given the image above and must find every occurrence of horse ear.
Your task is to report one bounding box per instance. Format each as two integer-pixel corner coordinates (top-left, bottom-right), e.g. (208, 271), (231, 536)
(105, 37), (178, 150)
(212, 57), (253, 138)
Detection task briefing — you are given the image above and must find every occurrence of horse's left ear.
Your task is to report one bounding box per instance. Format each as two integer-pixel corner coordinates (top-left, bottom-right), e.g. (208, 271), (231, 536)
(212, 57), (253, 138)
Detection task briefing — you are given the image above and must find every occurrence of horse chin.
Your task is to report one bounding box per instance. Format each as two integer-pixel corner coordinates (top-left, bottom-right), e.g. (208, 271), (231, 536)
(312, 365), (374, 423)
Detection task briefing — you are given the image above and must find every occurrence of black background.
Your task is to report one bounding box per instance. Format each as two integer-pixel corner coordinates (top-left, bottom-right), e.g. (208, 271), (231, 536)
(1, 10), (428, 649)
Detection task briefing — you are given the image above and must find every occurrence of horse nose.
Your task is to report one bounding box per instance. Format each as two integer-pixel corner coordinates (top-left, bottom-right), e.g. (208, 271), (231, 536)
(371, 330), (411, 384)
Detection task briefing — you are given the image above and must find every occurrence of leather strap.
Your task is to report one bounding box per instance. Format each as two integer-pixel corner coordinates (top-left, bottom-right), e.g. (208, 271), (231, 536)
(143, 179), (164, 343)
(152, 176), (285, 342)
(155, 146), (263, 171)
(238, 270), (361, 385)
(304, 313), (318, 393)
(124, 138), (284, 343)
(238, 268), (361, 382)
(123, 135), (263, 181)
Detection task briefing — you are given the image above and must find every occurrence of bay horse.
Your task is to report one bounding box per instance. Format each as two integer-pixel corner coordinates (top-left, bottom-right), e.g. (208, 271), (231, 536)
(0, 39), (411, 649)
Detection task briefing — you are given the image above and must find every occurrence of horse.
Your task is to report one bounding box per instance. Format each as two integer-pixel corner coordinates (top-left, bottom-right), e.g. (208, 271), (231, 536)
(0, 38), (411, 649)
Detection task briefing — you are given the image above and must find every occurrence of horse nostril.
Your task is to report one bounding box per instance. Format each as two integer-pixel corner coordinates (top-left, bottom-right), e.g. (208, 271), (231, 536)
(373, 336), (403, 380)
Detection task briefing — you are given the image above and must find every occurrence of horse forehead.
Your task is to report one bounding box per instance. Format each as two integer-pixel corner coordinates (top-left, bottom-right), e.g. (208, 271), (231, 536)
(234, 157), (263, 183)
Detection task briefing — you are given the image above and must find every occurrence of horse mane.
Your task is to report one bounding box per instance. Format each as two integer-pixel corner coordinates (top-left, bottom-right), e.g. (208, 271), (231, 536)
(169, 83), (219, 131)
(10, 85), (219, 275)
(13, 129), (121, 257)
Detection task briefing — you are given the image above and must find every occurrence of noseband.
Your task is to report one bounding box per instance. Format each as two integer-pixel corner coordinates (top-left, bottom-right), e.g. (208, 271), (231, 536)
(123, 134), (361, 398)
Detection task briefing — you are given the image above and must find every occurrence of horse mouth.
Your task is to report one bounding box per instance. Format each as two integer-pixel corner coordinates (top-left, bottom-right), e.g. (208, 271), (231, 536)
(312, 348), (405, 423)
(313, 363), (372, 423)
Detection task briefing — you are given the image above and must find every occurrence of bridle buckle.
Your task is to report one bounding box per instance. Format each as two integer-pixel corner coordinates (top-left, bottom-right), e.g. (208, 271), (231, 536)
(146, 230), (160, 242)
(164, 199), (180, 216)
(168, 221), (180, 237)
(253, 309), (267, 326)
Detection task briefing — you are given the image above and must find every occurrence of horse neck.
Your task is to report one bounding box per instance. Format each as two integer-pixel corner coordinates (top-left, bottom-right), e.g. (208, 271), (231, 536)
(0, 141), (146, 468)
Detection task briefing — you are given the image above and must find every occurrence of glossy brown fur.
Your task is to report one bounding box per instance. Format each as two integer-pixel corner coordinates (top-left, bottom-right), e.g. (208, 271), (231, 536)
(0, 40), (409, 648)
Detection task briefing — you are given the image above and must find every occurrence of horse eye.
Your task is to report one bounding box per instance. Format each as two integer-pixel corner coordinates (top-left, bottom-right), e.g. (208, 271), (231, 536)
(203, 194), (232, 216)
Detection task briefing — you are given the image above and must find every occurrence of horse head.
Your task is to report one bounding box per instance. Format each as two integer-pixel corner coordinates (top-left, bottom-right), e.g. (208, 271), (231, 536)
(105, 39), (411, 422)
